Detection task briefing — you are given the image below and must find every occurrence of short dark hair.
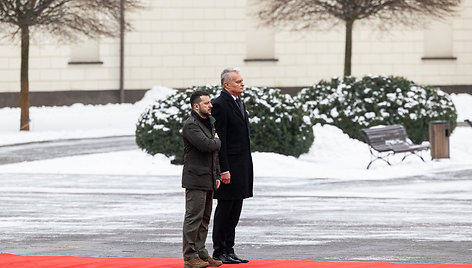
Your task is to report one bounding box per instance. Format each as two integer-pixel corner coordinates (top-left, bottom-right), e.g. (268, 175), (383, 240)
(190, 90), (209, 107)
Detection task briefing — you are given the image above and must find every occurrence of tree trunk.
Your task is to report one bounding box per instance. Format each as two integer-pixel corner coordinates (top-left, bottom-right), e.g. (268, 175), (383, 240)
(344, 19), (354, 77)
(119, 0), (125, 103)
(20, 26), (30, 131)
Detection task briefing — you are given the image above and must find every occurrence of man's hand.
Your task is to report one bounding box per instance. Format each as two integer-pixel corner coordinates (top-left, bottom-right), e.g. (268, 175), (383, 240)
(216, 179), (221, 189)
(221, 172), (231, 184)
(214, 133), (219, 139)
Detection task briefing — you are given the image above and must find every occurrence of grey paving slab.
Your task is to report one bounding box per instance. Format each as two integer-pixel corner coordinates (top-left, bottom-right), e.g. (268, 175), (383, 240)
(0, 136), (137, 165)
(1, 171), (471, 264)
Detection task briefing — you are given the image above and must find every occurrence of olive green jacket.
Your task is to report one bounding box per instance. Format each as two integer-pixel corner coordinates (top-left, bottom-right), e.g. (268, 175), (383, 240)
(181, 112), (221, 191)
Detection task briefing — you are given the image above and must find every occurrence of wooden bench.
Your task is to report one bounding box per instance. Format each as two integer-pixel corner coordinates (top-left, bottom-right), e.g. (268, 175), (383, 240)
(360, 125), (430, 169)
(466, 119), (472, 127)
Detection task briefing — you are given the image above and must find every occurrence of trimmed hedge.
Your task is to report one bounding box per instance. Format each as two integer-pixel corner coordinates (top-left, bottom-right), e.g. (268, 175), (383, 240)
(296, 75), (458, 144)
(136, 75), (457, 163)
(135, 88), (190, 163)
(242, 86), (313, 157)
(135, 85), (314, 163)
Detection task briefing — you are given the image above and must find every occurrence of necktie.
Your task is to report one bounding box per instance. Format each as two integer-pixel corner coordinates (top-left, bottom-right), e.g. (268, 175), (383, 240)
(235, 98), (245, 118)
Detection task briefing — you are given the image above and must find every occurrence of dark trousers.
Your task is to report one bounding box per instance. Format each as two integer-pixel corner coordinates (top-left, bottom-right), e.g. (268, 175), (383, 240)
(183, 189), (213, 260)
(212, 199), (243, 256)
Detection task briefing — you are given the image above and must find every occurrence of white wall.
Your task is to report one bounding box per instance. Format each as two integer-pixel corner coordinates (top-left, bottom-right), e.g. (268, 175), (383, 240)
(0, 0), (471, 93)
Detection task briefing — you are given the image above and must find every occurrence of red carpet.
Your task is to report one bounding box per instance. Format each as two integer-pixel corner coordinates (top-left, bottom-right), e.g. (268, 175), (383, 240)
(0, 254), (471, 268)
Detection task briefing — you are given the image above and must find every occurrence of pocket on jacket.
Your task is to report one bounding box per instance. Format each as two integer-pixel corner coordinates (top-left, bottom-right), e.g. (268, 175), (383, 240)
(188, 166), (211, 176)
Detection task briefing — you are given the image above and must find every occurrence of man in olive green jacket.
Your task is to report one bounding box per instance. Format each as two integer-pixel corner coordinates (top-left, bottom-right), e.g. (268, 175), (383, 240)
(182, 91), (222, 268)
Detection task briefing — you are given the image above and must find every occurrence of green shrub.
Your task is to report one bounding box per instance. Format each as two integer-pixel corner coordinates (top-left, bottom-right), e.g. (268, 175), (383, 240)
(297, 75), (457, 144)
(243, 86), (313, 157)
(135, 88), (191, 164)
(136, 85), (314, 163)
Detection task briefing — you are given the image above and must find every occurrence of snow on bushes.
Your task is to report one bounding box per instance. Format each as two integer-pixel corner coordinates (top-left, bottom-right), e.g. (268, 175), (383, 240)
(136, 75), (457, 163)
(296, 75), (458, 144)
(135, 85), (314, 163)
(243, 86), (313, 157)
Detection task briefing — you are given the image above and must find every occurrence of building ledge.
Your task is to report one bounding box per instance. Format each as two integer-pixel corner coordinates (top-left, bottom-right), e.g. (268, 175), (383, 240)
(421, 57), (457, 61)
(244, 58), (279, 62)
(68, 61), (104, 65)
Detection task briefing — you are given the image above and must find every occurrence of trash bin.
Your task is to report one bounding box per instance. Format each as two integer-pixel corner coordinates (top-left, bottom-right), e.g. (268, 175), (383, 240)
(429, 121), (450, 159)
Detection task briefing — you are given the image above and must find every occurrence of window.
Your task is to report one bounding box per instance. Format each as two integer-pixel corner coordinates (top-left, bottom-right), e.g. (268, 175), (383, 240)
(422, 21), (456, 60)
(245, 0), (278, 62)
(69, 39), (103, 64)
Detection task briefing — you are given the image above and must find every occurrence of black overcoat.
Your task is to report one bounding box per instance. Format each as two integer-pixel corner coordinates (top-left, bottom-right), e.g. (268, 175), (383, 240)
(212, 90), (254, 200)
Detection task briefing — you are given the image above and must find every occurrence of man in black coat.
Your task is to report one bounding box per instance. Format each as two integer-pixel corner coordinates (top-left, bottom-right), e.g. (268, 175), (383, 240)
(211, 68), (254, 264)
(182, 91), (223, 268)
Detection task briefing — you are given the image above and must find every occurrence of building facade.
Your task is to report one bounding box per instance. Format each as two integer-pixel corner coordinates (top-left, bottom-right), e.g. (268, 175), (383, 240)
(1, 0), (471, 107)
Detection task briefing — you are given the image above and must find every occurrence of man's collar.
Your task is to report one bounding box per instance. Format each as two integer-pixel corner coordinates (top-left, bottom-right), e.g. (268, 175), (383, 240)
(222, 89), (238, 100)
(191, 109), (206, 119)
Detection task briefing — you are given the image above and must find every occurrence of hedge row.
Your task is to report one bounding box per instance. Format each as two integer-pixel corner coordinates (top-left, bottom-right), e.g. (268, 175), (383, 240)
(136, 85), (314, 163)
(296, 75), (457, 143)
(136, 75), (457, 162)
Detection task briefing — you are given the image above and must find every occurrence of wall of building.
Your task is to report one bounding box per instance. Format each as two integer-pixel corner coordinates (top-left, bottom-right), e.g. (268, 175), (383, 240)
(0, 0), (471, 106)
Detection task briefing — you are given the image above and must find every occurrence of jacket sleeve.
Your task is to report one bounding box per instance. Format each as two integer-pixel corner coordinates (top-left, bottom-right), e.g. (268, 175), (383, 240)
(212, 101), (229, 173)
(182, 121), (221, 153)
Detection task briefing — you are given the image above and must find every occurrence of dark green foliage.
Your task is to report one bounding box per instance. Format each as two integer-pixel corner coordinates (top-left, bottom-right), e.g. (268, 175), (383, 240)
(242, 86), (313, 157)
(297, 75), (458, 144)
(135, 85), (314, 163)
(135, 88), (195, 163)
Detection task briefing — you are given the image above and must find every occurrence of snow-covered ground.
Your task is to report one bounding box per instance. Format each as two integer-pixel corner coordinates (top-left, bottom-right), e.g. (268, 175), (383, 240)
(1, 87), (471, 262)
(0, 87), (471, 180)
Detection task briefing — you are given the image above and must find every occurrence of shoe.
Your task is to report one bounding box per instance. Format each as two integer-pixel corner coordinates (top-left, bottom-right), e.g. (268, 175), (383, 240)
(184, 257), (209, 268)
(201, 256), (222, 267)
(227, 253), (249, 263)
(213, 253), (241, 264)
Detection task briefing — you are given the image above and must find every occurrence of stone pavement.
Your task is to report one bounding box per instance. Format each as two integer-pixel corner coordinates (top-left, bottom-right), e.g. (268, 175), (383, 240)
(0, 137), (471, 264)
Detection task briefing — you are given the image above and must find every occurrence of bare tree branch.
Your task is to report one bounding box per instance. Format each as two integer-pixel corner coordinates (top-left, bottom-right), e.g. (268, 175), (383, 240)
(256, 0), (461, 30)
(255, 0), (461, 76)
(0, 0), (141, 39)
(0, 0), (142, 130)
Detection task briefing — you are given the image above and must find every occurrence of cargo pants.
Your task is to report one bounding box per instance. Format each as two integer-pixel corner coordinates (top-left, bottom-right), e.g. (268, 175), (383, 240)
(183, 189), (213, 260)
